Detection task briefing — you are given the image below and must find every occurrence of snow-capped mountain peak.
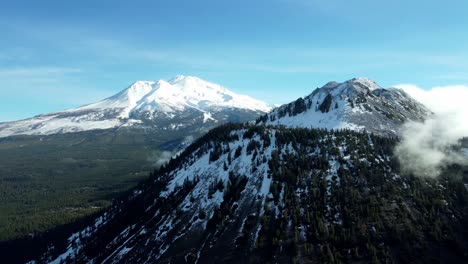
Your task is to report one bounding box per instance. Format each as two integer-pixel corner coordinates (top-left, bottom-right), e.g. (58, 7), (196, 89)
(259, 77), (430, 137)
(131, 76), (271, 115)
(168, 75), (229, 96)
(348, 77), (381, 90)
(0, 76), (271, 138)
(74, 75), (270, 118)
(168, 74), (198, 84)
(322, 77), (381, 97)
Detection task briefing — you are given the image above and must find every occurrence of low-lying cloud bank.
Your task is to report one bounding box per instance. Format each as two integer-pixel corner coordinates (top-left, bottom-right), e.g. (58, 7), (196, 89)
(147, 151), (174, 169)
(147, 136), (195, 169)
(394, 84), (468, 178)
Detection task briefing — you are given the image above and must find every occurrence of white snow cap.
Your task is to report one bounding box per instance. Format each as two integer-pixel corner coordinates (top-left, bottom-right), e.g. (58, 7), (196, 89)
(76, 75), (271, 117)
(347, 77), (381, 90)
(136, 75), (271, 114)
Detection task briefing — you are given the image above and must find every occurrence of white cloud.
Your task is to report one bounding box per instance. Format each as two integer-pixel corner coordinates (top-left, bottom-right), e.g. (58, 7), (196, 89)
(394, 84), (468, 177)
(395, 84), (468, 115)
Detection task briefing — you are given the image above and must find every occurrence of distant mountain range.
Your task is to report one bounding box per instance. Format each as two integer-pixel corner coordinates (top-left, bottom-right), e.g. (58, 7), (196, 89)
(0, 76), (432, 139)
(0, 75), (271, 138)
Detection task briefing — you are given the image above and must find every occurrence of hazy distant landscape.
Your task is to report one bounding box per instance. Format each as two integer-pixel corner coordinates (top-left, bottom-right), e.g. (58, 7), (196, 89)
(0, 129), (160, 241)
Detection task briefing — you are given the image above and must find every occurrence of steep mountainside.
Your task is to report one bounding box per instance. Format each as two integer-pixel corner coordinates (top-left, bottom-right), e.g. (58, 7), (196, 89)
(257, 78), (430, 137)
(36, 124), (468, 264)
(0, 75), (270, 138)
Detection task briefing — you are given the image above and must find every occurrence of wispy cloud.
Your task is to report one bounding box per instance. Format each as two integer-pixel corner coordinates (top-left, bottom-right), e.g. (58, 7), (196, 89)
(2, 20), (468, 76)
(108, 44), (468, 74)
(0, 67), (81, 78)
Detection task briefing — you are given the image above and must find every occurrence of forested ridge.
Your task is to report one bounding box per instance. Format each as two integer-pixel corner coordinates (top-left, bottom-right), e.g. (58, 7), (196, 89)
(26, 124), (468, 263)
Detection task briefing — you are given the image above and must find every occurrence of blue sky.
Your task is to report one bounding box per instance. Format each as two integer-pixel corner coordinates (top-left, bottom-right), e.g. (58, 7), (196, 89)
(1, 0), (467, 121)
